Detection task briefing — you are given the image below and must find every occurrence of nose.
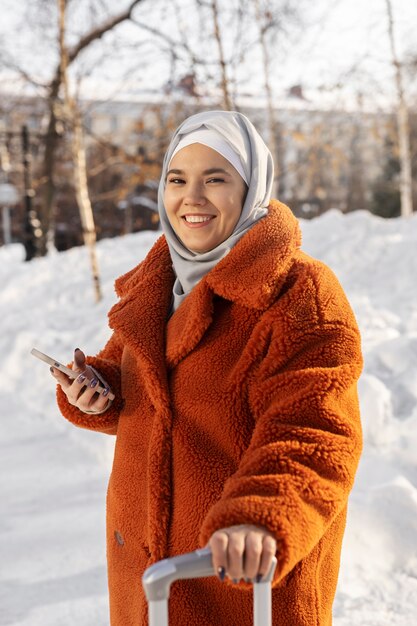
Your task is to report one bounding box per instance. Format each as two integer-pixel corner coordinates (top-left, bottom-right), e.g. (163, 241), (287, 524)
(184, 181), (207, 206)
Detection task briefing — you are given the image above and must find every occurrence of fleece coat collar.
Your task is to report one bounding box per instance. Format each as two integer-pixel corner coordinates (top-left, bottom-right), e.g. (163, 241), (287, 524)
(109, 200), (301, 375)
(113, 199), (301, 309)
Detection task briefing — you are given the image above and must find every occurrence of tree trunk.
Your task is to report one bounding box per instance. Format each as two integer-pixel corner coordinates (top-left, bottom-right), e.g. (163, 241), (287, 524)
(21, 125), (39, 261)
(255, 0), (279, 197)
(386, 0), (413, 217)
(71, 108), (103, 302)
(36, 0), (145, 256)
(210, 0), (232, 110)
(59, 0), (102, 301)
(38, 83), (61, 256)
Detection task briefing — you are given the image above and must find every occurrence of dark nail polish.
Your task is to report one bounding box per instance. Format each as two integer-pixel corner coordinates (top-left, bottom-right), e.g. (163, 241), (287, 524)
(102, 387), (110, 397)
(217, 567), (225, 582)
(77, 374), (86, 383)
(50, 366), (55, 373)
(75, 348), (81, 352)
(255, 573), (263, 583)
(90, 378), (98, 388)
(233, 578), (240, 584)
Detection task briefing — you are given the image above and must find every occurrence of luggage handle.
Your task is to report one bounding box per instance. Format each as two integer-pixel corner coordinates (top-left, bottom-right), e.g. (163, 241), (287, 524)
(142, 547), (277, 626)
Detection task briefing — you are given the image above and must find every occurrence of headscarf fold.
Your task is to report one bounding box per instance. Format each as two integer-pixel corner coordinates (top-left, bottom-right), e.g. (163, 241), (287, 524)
(158, 110), (274, 312)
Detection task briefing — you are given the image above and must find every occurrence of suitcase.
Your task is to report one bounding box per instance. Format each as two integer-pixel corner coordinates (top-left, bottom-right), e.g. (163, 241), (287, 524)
(142, 547), (277, 625)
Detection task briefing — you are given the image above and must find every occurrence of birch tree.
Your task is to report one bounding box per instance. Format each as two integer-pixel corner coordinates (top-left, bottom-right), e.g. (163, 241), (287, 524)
(385, 0), (413, 217)
(254, 0), (280, 196)
(208, 0), (232, 110)
(0, 0), (147, 256)
(58, 0), (104, 301)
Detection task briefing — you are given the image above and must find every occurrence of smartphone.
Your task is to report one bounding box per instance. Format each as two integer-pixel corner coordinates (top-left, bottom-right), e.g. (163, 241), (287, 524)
(31, 347), (115, 400)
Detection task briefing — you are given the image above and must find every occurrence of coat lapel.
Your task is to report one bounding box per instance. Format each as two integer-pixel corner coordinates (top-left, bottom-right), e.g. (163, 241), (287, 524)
(163, 200), (302, 369)
(108, 236), (173, 409)
(205, 200), (302, 311)
(108, 237), (175, 561)
(165, 277), (215, 369)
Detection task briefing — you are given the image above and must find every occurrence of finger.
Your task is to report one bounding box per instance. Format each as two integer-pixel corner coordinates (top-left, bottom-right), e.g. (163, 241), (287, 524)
(242, 530), (263, 580)
(84, 385), (112, 413)
(50, 366), (72, 389)
(64, 370), (93, 405)
(72, 348), (86, 373)
(70, 374), (99, 407)
(208, 530), (229, 582)
(226, 530), (245, 582)
(257, 535), (277, 582)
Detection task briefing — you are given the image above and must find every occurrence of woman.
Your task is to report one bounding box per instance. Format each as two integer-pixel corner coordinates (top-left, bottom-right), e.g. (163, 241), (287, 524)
(52, 110), (363, 626)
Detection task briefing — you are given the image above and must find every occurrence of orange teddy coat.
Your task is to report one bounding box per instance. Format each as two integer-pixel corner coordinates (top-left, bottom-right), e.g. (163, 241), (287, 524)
(57, 201), (363, 626)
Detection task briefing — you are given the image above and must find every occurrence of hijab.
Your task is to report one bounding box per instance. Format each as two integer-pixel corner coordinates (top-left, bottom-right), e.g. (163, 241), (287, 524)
(157, 110), (274, 312)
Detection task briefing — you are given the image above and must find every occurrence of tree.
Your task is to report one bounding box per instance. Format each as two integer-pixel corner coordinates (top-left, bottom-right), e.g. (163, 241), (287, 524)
(371, 135), (401, 218)
(39, 0), (146, 256)
(0, 0), (147, 257)
(57, 0), (105, 300)
(385, 0), (413, 217)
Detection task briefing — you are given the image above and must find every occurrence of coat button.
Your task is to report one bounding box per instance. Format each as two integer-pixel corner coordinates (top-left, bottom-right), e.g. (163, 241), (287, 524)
(114, 530), (124, 546)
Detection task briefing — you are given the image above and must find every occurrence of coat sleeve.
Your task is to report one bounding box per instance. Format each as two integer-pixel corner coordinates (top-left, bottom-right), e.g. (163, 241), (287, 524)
(199, 263), (363, 584)
(56, 331), (124, 435)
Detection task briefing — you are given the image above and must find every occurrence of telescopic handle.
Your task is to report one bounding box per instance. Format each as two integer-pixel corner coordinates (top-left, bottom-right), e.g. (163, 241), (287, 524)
(143, 547), (277, 626)
(143, 547), (215, 603)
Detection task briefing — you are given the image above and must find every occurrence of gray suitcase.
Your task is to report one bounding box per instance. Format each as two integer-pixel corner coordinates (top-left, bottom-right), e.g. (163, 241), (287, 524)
(142, 547), (277, 625)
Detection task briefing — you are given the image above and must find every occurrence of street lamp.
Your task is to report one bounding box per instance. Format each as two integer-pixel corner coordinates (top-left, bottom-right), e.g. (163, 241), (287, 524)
(0, 183), (19, 245)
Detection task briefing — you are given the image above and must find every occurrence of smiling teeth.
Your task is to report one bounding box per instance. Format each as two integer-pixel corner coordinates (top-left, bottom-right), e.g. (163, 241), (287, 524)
(184, 216), (212, 223)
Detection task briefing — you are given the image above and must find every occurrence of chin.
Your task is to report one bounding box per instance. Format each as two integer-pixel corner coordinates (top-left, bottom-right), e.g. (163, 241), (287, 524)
(185, 239), (217, 254)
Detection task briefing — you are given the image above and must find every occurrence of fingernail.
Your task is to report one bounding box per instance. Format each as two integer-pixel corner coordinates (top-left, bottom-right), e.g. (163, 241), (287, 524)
(255, 574), (263, 583)
(75, 348), (81, 352)
(233, 578), (240, 584)
(50, 366), (55, 374)
(90, 378), (98, 388)
(217, 567), (225, 582)
(77, 374), (86, 383)
(102, 387), (110, 397)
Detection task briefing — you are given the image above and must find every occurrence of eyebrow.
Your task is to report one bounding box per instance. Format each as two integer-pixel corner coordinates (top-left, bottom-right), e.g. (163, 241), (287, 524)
(166, 167), (231, 177)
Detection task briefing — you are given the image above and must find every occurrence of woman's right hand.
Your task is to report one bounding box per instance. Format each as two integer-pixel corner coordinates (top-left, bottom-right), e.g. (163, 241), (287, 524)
(50, 348), (112, 414)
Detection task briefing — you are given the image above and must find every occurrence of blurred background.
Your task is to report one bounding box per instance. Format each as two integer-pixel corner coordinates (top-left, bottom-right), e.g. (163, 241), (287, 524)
(0, 0), (416, 260)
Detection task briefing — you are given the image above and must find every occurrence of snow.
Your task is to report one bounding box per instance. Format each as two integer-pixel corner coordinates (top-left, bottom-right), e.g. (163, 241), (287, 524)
(1, 210), (417, 625)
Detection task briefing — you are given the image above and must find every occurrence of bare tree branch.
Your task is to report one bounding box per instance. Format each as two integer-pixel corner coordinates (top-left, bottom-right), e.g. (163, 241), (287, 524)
(67, 0), (144, 65)
(0, 50), (49, 90)
(131, 18), (219, 68)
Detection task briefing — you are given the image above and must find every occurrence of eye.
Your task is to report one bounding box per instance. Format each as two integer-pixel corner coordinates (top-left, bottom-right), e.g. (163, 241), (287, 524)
(207, 178), (225, 184)
(167, 177), (185, 184)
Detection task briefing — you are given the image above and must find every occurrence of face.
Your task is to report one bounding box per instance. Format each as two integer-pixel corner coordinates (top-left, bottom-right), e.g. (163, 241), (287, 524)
(163, 143), (247, 253)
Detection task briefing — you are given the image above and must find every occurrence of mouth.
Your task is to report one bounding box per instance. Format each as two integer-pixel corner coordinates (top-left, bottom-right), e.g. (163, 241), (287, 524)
(181, 214), (216, 224)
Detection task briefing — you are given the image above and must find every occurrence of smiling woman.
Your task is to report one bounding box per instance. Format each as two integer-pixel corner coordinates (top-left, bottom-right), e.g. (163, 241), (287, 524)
(158, 113), (273, 313)
(164, 143), (247, 253)
(52, 110), (363, 626)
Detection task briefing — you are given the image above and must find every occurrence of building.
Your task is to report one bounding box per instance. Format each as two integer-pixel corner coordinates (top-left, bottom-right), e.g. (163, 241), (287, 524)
(0, 88), (400, 248)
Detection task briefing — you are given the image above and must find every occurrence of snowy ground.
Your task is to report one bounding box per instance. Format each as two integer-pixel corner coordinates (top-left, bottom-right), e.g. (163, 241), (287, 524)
(1, 211), (417, 625)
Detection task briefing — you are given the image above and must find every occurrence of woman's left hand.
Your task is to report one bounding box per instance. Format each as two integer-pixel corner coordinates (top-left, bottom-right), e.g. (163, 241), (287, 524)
(207, 524), (277, 584)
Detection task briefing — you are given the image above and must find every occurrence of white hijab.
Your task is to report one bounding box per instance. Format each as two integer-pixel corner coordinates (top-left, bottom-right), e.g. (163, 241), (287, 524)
(158, 110), (274, 312)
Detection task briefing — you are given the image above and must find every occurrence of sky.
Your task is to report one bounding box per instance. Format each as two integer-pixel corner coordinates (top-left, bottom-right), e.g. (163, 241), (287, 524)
(1, 208), (417, 624)
(1, 0), (417, 109)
